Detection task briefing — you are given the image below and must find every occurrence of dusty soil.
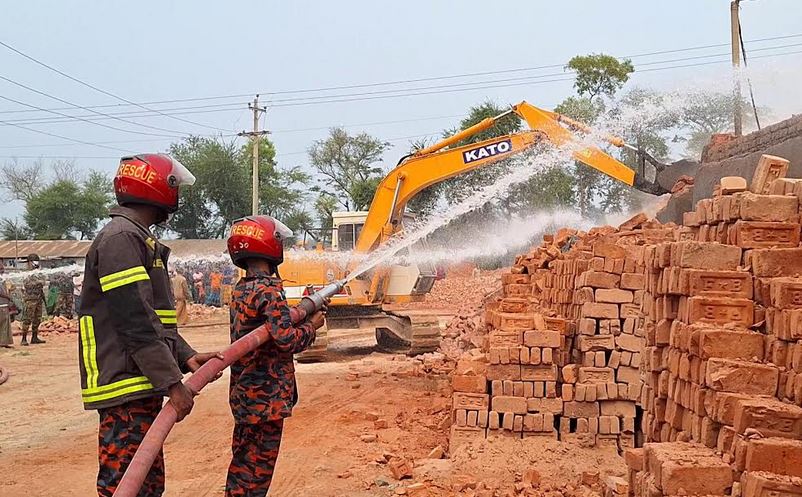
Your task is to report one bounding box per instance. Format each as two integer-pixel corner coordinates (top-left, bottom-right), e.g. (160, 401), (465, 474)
(0, 312), (624, 497)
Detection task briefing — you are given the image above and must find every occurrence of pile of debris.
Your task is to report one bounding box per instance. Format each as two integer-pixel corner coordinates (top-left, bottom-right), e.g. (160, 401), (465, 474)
(187, 303), (226, 320)
(39, 316), (78, 334)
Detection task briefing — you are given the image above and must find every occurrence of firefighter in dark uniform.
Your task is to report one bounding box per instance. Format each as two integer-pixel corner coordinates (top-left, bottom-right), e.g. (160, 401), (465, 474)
(225, 216), (326, 497)
(21, 253), (46, 346)
(79, 154), (222, 497)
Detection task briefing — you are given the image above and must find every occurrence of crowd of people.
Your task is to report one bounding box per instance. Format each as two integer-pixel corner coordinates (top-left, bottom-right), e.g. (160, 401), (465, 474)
(0, 256), (81, 348)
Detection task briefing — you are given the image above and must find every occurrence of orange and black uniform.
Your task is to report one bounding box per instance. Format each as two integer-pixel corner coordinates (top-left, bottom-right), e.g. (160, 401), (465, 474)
(79, 205), (195, 497)
(227, 271), (316, 497)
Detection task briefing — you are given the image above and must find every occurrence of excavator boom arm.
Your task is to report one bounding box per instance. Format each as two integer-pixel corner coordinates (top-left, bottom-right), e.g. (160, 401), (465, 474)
(353, 100), (661, 254)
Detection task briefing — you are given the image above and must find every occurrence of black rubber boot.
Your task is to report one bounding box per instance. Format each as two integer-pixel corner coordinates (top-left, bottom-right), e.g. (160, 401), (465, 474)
(31, 330), (45, 344)
(21, 332), (29, 346)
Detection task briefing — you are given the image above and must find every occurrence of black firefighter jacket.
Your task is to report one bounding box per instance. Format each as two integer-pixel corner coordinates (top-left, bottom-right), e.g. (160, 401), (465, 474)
(78, 206), (196, 410)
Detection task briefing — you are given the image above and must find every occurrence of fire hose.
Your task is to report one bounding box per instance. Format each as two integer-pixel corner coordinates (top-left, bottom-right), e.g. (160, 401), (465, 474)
(0, 364), (9, 386)
(112, 280), (345, 497)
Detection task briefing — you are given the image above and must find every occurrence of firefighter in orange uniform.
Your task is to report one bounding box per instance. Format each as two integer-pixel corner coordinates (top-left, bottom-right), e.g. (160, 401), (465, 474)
(79, 154), (222, 497)
(225, 216), (326, 497)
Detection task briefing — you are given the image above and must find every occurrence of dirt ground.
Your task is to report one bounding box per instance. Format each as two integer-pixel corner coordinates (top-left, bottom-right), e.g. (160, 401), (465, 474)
(0, 311), (624, 497)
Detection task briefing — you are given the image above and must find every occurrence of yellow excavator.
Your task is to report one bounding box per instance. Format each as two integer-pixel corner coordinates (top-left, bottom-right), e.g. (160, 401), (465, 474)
(282, 101), (668, 360)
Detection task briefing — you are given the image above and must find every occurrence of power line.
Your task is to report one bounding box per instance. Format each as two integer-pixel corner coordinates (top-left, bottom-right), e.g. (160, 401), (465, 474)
(2, 121), (131, 153)
(0, 115), (464, 150)
(0, 73), (194, 137)
(1, 33), (800, 117)
(0, 92), (184, 138)
(3, 42), (801, 128)
(1, 46), (799, 148)
(0, 39), (231, 133)
(2, 41), (801, 156)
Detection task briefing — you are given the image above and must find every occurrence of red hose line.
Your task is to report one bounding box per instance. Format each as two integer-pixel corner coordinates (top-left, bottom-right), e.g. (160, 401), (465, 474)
(112, 307), (301, 497)
(0, 364), (9, 386)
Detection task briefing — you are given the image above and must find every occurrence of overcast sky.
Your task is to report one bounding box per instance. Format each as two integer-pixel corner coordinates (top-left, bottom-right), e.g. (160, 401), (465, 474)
(2, 1), (801, 219)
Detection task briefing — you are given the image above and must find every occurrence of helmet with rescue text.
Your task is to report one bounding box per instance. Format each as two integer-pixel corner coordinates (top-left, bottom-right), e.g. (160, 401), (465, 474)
(227, 215), (293, 270)
(114, 154), (196, 214)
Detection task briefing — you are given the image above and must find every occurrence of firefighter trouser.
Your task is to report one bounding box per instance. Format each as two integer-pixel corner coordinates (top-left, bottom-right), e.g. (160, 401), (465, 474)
(97, 397), (165, 497)
(225, 419), (285, 497)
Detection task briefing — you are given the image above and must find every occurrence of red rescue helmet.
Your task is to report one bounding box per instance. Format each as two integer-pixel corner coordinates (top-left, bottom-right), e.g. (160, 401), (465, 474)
(114, 154), (196, 213)
(227, 215), (293, 269)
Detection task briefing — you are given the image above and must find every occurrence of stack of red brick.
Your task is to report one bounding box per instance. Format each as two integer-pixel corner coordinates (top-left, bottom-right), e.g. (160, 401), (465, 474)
(624, 441), (802, 497)
(449, 214), (674, 450)
(641, 155), (802, 454)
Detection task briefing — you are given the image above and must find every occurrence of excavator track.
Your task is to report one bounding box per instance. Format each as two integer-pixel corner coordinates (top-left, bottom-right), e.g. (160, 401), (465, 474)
(375, 313), (441, 356)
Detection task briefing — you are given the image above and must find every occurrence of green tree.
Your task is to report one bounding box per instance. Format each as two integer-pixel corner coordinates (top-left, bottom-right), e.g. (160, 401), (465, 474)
(168, 135), (310, 238)
(308, 128), (390, 211)
(0, 161), (113, 240)
(24, 177), (112, 239)
(242, 140), (311, 219)
(680, 91), (761, 159)
(552, 54), (644, 217)
(0, 218), (32, 241)
(566, 54), (634, 102)
(169, 136), (246, 238)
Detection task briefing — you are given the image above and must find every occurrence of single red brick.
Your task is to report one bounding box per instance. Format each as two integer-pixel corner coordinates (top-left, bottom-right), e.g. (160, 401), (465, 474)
(453, 393), (490, 410)
(596, 288), (634, 303)
(698, 329), (764, 361)
(686, 296), (754, 327)
(577, 334), (615, 352)
(749, 248), (802, 278)
(734, 221), (801, 249)
(491, 396), (527, 414)
(751, 154), (790, 195)
(582, 302), (620, 319)
(770, 278), (802, 308)
(671, 241), (742, 270)
(522, 330), (561, 348)
(745, 438), (802, 477)
(720, 176), (748, 195)
(579, 271), (621, 289)
(563, 401), (600, 418)
(681, 269), (753, 298)
(452, 375), (488, 393)
(705, 358), (779, 396)
(621, 273), (645, 290)
(739, 192), (799, 222)
(741, 471), (802, 497)
(733, 397), (802, 439)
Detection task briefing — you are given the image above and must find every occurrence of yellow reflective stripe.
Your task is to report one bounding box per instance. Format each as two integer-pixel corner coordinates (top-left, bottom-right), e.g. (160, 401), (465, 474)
(86, 317), (98, 388)
(79, 317), (94, 389)
(99, 266), (148, 285)
(101, 272), (150, 292)
(155, 309), (177, 325)
(82, 376), (154, 403)
(99, 266), (150, 292)
(80, 317), (99, 389)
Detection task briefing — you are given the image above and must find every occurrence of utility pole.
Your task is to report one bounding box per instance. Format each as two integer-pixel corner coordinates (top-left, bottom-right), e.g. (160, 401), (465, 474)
(238, 95), (269, 215)
(731, 0), (743, 136)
